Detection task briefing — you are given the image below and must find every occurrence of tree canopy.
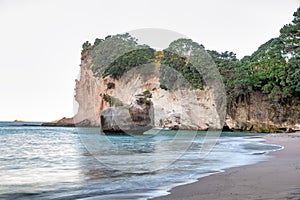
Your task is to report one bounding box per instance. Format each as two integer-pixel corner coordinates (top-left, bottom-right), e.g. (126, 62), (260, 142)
(160, 39), (205, 90)
(81, 6), (300, 101)
(81, 33), (155, 78)
(206, 7), (300, 101)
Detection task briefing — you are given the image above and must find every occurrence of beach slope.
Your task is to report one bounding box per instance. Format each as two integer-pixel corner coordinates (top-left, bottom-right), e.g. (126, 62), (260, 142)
(154, 132), (300, 200)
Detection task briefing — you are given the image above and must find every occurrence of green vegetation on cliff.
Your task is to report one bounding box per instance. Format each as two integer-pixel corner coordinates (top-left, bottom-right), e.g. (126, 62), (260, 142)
(209, 7), (300, 102)
(82, 33), (155, 79)
(160, 39), (205, 90)
(82, 7), (299, 103)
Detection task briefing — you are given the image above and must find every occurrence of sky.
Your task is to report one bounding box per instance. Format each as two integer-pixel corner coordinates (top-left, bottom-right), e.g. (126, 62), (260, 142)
(0, 0), (299, 122)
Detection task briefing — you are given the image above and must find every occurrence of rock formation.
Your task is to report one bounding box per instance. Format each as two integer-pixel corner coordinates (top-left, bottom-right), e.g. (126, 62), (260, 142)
(71, 46), (300, 133)
(100, 92), (154, 134)
(73, 53), (222, 131)
(225, 92), (300, 132)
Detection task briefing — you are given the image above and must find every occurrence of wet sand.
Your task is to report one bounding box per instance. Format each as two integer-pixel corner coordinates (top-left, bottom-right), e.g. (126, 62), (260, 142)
(153, 132), (300, 200)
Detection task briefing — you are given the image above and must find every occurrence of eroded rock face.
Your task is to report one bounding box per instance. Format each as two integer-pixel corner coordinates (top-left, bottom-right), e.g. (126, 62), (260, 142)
(72, 49), (300, 132)
(73, 50), (111, 126)
(100, 92), (154, 134)
(129, 96), (154, 127)
(225, 92), (300, 132)
(100, 106), (153, 134)
(73, 58), (222, 130)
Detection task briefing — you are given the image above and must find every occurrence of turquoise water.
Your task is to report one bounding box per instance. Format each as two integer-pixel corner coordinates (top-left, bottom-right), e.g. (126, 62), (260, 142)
(0, 122), (282, 200)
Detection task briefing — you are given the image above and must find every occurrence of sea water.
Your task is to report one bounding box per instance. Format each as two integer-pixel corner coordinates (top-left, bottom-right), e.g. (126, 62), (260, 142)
(0, 122), (282, 200)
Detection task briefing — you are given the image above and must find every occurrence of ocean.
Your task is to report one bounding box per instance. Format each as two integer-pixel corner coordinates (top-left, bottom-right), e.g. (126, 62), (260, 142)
(0, 122), (282, 200)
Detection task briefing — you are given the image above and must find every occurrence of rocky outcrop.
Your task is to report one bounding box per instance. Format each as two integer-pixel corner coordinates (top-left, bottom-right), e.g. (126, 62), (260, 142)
(100, 92), (154, 134)
(41, 117), (92, 127)
(100, 107), (153, 134)
(41, 117), (74, 127)
(73, 55), (223, 131)
(13, 119), (24, 122)
(225, 92), (300, 132)
(71, 48), (300, 133)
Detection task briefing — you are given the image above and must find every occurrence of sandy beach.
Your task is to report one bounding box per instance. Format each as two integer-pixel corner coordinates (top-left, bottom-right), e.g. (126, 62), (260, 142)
(153, 132), (300, 200)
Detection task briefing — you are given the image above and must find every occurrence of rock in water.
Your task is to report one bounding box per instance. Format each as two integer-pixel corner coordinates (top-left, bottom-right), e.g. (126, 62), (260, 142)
(100, 93), (154, 134)
(100, 107), (153, 134)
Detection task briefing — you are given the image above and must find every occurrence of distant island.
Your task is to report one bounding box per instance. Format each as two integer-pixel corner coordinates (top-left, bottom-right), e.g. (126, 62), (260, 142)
(13, 119), (24, 122)
(52, 7), (300, 133)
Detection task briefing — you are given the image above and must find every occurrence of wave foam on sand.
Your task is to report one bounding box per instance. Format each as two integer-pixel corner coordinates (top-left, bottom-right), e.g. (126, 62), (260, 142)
(154, 132), (300, 200)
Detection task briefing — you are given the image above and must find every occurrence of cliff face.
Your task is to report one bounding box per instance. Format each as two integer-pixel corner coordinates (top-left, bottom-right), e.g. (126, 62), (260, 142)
(73, 51), (110, 126)
(225, 92), (300, 132)
(73, 50), (222, 130)
(73, 50), (300, 132)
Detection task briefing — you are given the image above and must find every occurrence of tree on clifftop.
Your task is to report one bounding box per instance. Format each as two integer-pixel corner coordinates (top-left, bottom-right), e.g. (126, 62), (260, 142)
(280, 7), (300, 97)
(82, 41), (92, 52)
(90, 33), (155, 78)
(160, 39), (205, 90)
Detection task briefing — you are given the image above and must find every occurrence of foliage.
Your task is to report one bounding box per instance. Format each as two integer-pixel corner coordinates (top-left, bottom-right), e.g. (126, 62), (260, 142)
(136, 97), (152, 106)
(84, 7), (300, 103)
(206, 7), (300, 101)
(84, 33), (155, 78)
(235, 7), (299, 100)
(103, 48), (155, 79)
(145, 99), (152, 105)
(94, 38), (104, 46)
(281, 7), (300, 97)
(207, 50), (238, 100)
(107, 82), (115, 89)
(82, 41), (92, 52)
(159, 83), (169, 90)
(160, 39), (205, 90)
(103, 94), (123, 107)
(143, 90), (150, 95)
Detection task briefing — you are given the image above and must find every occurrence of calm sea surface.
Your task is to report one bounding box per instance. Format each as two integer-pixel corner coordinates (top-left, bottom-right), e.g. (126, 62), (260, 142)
(0, 122), (282, 200)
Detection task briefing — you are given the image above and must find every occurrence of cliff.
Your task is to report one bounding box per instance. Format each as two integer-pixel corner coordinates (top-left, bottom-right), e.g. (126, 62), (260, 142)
(71, 47), (300, 132)
(69, 7), (300, 132)
(225, 92), (300, 132)
(70, 21), (300, 132)
(73, 50), (222, 130)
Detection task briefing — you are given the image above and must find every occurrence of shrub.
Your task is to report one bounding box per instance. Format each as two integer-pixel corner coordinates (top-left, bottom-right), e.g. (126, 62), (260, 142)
(107, 82), (115, 89)
(145, 99), (152, 105)
(143, 90), (150, 95)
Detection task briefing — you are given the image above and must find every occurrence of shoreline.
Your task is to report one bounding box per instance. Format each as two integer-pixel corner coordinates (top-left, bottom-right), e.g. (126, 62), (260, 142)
(153, 132), (300, 200)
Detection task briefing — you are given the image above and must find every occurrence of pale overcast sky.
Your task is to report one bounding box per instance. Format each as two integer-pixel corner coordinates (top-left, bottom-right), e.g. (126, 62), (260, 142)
(0, 0), (299, 121)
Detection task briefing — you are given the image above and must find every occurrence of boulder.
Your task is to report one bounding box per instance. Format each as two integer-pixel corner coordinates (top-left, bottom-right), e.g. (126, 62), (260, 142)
(100, 106), (153, 134)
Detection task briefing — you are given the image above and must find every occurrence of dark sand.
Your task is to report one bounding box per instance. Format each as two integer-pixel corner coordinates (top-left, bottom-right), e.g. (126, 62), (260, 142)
(153, 132), (300, 200)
